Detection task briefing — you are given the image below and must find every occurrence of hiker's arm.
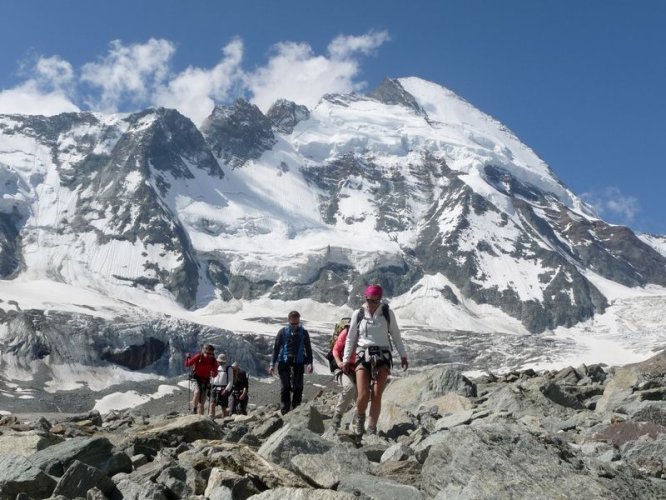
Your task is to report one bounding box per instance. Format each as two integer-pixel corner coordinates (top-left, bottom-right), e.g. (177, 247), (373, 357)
(268, 329), (282, 375)
(332, 329), (347, 368)
(388, 309), (409, 369)
(185, 352), (201, 367)
(240, 374), (248, 399)
(342, 310), (361, 362)
(224, 368), (233, 393)
(304, 330), (313, 373)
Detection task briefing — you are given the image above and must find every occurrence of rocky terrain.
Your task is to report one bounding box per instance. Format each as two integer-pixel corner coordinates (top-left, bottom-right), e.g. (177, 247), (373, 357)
(2, 350), (666, 499)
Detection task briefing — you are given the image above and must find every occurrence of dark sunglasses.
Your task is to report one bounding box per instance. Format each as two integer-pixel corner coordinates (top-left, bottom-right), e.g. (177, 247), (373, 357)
(366, 298), (381, 304)
(289, 322), (300, 326)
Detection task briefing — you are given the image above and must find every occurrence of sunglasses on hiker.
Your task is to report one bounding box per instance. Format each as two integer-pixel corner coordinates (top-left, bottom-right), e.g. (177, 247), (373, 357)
(366, 298), (381, 304)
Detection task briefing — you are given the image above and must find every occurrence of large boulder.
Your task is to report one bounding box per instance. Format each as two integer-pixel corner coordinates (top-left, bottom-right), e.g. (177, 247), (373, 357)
(0, 429), (63, 456)
(383, 367), (477, 409)
(597, 350), (666, 415)
(52, 460), (116, 498)
(248, 488), (357, 499)
(420, 422), (663, 499)
(129, 414), (225, 450)
(336, 472), (423, 500)
(258, 424), (333, 471)
(290, 444), (371, 488)
(0, 454), (56, 499)
(281, 402), (325, 434)
(180, 441), (308, 490)
(28, 435), (131, 477)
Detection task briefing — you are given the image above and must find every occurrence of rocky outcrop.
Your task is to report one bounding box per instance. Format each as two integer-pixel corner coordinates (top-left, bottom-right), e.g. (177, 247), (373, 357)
(201, 99), (276, 168)
(2, 355), (666, 499)
(266, 99), (310, 134)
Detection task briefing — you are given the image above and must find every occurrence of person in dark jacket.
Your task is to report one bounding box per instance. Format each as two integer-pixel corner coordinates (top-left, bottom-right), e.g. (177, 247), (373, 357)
(268, 311), (313, 414)
(185, 344), (219, 415)
(229, 361), (249, 415)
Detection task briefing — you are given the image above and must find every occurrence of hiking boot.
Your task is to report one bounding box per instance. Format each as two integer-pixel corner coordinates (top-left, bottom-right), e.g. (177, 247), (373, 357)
(352, 413), (365, 437)
(366, 424), (377, 435)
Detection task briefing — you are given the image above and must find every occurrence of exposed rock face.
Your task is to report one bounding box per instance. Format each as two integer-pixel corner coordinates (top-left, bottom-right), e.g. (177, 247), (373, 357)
(367, 77), (426, 116)
(2, 355), (666, 499)
(0, 308), (269, 381)
(201, 98), (277, 167)
(266, 99), (310, 134)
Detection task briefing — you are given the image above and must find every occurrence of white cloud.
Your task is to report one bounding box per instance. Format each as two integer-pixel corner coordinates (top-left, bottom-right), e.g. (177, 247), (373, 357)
(0, 81), (79, 116)
(0, 31), (388, 122)
(328, 31), (391, 59)
(81, 38), (175, 112)
(246, 30), (390, 112)
(153, 39), (244, 126)
(34, 56), (75, 90)
(581, 186), (640, 225)
(0, 55), (79, 116)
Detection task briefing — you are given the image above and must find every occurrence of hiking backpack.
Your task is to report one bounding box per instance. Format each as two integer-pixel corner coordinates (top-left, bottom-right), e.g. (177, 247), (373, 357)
(325, 317), (352, 372)
(325, 304), (392, 373)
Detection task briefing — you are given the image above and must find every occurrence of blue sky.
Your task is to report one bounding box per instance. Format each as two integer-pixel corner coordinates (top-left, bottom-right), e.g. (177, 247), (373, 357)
(2, 0), (665, 234)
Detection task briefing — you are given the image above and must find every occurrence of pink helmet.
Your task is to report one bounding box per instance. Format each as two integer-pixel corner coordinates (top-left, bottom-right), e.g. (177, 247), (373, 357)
(364, 284), (383, 297)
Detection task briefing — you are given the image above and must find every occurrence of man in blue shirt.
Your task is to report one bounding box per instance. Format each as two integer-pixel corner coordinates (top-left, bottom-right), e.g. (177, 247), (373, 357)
(269, 310), (313, 414)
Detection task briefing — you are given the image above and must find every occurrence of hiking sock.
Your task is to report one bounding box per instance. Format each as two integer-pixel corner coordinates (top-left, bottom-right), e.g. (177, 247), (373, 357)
(353, 413), (365, 436)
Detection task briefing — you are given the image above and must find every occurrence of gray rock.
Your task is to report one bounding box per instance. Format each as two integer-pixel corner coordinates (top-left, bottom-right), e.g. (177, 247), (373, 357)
(375, 400), (416, 438)
(359, 441), (391, 463)
(596, 365), (642, 415)
(28, 435), (130, 477)
(337, 472), (423, 500)
(204, 467), (260, 499)
(0, 453), (56, 499)
(52, 460), (116, 498)
(0, 429), (64, 457)
(247, 487), (357, 499)
(113, 473), (170, 500)
(130, 414), (224, 450)
(380, 443), (413, 463)
(421, 422), (661, 499)
(182, 441), (307, 490)
(373, 459), (422, 489)
(251, 415), (283, 439)
(621, 433), (666, 477)
(86, 486), (108, 500)
(257, 424), (333, 471)
(433, 409), (475, 431)
(383, 367), (477, 407)
(155, 465), (194, 497)
(291, 444), (371, 488)
(281, 402), (325, 434)
(629, 401), (666, 426)
(207, 484), (234, 500)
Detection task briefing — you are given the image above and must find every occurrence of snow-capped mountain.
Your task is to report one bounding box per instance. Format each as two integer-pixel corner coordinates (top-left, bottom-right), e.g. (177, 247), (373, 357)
(2, 77), (666, 396)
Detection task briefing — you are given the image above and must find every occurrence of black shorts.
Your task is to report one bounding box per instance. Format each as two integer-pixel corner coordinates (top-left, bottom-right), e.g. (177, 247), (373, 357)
(355, 346), (392, 371)
(193, 377), (211, 394)
(212, 388), (229, 407)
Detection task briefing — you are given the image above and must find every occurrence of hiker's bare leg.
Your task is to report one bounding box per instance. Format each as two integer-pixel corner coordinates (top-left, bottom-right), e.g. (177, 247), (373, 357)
(355, 367), (371, 415)
(368, 367), (389, 428)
